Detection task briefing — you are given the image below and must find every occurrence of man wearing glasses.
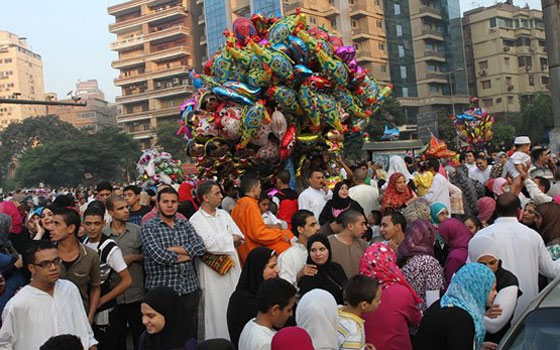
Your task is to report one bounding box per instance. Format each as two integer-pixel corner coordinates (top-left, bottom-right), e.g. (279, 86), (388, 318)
(0, 240), (98, 349)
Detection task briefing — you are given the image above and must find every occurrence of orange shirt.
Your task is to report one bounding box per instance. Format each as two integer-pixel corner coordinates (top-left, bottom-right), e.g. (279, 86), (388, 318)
(231, 196), (293, 265)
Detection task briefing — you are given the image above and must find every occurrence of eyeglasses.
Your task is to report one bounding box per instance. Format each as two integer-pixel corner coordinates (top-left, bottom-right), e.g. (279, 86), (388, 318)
(34, 257), (62, 268)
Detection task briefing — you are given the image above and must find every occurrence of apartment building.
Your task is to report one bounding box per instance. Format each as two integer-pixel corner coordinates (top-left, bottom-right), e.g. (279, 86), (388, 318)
(108, 0), (197, 147)
(76, 79), (106, 101)
(0, 30), (45, 129)
(463, 3), (548, 116)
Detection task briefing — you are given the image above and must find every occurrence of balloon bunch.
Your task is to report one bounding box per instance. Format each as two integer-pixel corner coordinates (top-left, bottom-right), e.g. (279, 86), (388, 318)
(177, 11), (392, 179)
(136, 149), (185, 189)
(421, 134), (457, 159)
(450, 97), (494, 146)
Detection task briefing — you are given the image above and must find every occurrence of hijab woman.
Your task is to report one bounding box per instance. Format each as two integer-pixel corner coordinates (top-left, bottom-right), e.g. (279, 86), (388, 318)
(226, 247), (278, 348)
(319, 181), (363, 226)
(416, 263), (497, 350)
(381, 173), (417, 214)
(299, 234), (347, 304)
(437, 218), (474, 286)
(296, 289), (339, 350)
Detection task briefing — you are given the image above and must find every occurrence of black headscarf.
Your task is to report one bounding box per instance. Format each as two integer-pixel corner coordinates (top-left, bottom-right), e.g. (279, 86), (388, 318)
(227, 247), (275, 348)
(142, 286), (191, 350)
(299, 234), (348, 304)
(319, 181), (364, 226)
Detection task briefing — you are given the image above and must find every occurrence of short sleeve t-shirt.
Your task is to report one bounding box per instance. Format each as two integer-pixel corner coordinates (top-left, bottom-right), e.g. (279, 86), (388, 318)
(128, 205), (151, 225)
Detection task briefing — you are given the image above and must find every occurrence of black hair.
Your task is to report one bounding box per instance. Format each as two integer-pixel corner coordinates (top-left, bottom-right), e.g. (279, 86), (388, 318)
(404, 156), (413, 165)
(463, 216), (482, 231)
(239, 175), (260, 197)
(496, 193), (521, 217)
(307, 168), (324, 180)
(40, 334), (83, 350)
(535, 176), (551, 194)
(157, 187), (179, 202)
(83, 206), (105, 220)
(23, 240), (57, 271)
(459, 152), (467, 163)
(123, 185), (141, 195)
(344, 275), (380, 307)
(256, 278), (297, 313)
(258, 191), (270, 203)
(146, 189), (156, 197)
(370, 210), (382, 225)
(105, 194), (126, 212)
(426, 157), (440, 172)
(338, 209), (365, 229)
(291, 210), (315, 237)
(51, 194), (75, 209)
(384, 211), (407, 232)
(96, 181), (113, 193)
(51, 207), (81, 236)
(276, 170), (291, 185)
(223, 181), (236, 193)
(87, 200), (106, 213)
(198, 181), (219, 202)
(475, 154), (487, 161)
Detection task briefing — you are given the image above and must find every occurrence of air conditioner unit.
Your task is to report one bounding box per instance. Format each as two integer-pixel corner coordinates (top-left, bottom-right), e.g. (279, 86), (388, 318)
(480, 70), (487, 76)
(507, 85), (514, 91)
(155, 82), (163, 88)
(172, 78), (180, 85)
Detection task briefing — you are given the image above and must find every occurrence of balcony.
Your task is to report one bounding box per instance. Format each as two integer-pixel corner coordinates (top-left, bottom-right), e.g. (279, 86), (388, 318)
(324, 5), (340, 17)
(198, 14), (205, 25)
(117, 83), (192, 104)
(233, 0), (250, 14)
(115, 65), (190, 86)
(200, 34), (207, 45)
(421, 29), (444, 40)
(112, 45), (189, 69)
(419, 6), (442, 19)
(350, 3), (377, 17)
(117, 109), (153, 123)
(110, 35), (145, 51)
(108, 0), (144, 16)
(352, 26), (374, 41)
(426, 72), (448, 81)
(146, 25), (190, 43)
(356, 50), (374, 61)
(109, 5), (188, 33)
(284, 1), (302, 13)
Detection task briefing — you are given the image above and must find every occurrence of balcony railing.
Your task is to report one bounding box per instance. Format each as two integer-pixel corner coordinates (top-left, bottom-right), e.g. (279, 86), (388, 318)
(112, 45), (189, 69)
(284, 1), (302, 13)
(351, 3), (375, 14)
(109, 5), (187, 33)
(419, 6), (441, 16)
(352, 27), (371, 36)
(424, 50), (446, 58)
(115, 65), (190, 85)
(421, 29), (444, 38)
(426, 72), (448, 80)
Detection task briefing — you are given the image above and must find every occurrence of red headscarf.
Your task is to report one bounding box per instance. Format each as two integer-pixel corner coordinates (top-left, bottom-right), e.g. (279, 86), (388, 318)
(271, 327), (314, 350)
(178, 182), (198, 210)
(381, 173), (414, 214)
(0, 201), (22, 234)
(359, 242), (423, 305)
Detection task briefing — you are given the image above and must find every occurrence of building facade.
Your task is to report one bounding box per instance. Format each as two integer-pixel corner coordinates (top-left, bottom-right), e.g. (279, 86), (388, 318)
(108, 0), (196, 147)
(0, 30), (45, 129)
(76, 79), (105, 100)
(463, 3), (548, 117)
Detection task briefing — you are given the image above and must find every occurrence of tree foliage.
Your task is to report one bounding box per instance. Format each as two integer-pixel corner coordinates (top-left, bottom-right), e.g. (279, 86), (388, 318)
(490, 123), (516, 151)
(517, 93), (553, 144)
(154, 121), (187, 160)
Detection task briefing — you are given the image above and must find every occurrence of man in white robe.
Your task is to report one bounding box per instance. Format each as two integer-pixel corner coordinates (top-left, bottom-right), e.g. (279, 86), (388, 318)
(0, 241), (97, 350)
(190, 181), (244, 340)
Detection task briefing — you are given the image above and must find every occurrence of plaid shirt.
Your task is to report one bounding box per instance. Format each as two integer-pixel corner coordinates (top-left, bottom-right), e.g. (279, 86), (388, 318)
(142, 216), (206, 295)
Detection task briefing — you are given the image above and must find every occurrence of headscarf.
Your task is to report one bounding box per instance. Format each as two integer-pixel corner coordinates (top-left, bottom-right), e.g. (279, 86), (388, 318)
(492, 178), (508, 197)
(451, 165), (486, 217)
(271, 327), (314, 350)
(381, 173), (414, 214)
(331, 181), (352, 210)
(197, 339), (235, 350)
(178, 182), (198, 210)
(359, 242), (423, 305)
(0, 201), (22, 234)
(536, 202), (560, 244)
(397, 219), (437, 261)
(319, 181), (363, 225)
(296, 289), (339, 350)
(401, 198), (431, 223)
(438, 218), (473, 250)
(440, 263), (495, 350)
(468, 235), (498, 262)
(386, 156), (414, 184)
(0, 214), (17, 257)
(235, 247), (275, 295)
(430, 202), (447, 225)
(477, 197), (496, 222)
(142, 286), (191, 350)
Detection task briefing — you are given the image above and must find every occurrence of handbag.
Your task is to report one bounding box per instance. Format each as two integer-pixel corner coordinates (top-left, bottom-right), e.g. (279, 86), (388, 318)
(201, 253), (235, 275)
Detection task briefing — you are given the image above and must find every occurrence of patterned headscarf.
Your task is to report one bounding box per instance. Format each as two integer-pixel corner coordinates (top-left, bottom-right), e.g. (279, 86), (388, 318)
(492, 178), (508, 197)
(441, 263), (495, 350)
(381, 173), (414, 214)
(359, 242), (423, 305)
(401, 198), (431, 224)
(477, 197), (496, 222)
(397, 219), (437, 261)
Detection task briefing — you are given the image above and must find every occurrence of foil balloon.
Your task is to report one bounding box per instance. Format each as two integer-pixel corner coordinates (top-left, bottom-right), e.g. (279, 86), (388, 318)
(222, 81), (262, 99)
(211, 49), (236, 83)
(218, 104), (244, 140)
(270, 109), (288, 139)
(288, 35), (309, 65)
(213, 86), (254, 106)
(249, 41), (295, 81)
(271, 43), (292, 58)
(189, 70), (204, 89)
(333, 88), (369, 119)
(267, 13), (306, 45)
(315, 43), (349, 86)
(238, 99), (270, 150)
(256, 142), (280, 162)
(315, 92), (343, 131)
(252, 121), (272, 146)
(246, 62), (273, 88)
(280, 124), (296, 160)
(298, 84), (320, 131)
(293, 64), (314, 82)
(232, 17), (257, 45)
(266, 85), (305, 117)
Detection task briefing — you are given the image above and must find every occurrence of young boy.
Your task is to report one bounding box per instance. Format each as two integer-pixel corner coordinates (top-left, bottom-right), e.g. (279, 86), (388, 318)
(505, 136), (531, 195)
(338, 275), (382, 350)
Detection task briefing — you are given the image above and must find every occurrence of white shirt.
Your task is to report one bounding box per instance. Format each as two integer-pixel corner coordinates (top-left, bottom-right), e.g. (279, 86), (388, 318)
(422, 173), (451, 213)
(238, 318), (276, 350)
(298, 187), (332, 220)
(190, 208), (244, 340)
(84, 240), (127, 276)
(278, 242), (308, 286)
(472, 217), (560, 320)
(466, 162), (477, 171)
(0, 280), (97, 350)
(221, 196), (236, 213)
(468, 165), (492, 184)
(348, 183), (380, 214)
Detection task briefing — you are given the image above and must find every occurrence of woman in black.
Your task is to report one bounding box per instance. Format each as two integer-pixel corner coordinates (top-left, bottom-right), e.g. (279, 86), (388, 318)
(226, 247), (278, 348)
(318, 181), (363, 226)
(299, 234), (347, 304)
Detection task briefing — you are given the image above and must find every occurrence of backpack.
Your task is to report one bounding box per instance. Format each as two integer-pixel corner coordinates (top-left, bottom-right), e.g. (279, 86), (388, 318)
(275, 190), (299, 229)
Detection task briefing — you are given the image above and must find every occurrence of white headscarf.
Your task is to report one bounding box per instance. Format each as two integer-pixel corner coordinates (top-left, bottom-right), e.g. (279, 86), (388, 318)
(468, 235), (499, 262)
(296, 289), (339, 350)
(382, 156), (414, 190)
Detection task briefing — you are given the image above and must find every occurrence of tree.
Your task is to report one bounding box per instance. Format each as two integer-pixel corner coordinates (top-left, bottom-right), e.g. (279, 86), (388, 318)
(437, 110), (459, 149)
(517, 93), (553, 144)
(91, 127), (142, 180)
(490, 123), (516, 151)
(154, 121), (187, 160)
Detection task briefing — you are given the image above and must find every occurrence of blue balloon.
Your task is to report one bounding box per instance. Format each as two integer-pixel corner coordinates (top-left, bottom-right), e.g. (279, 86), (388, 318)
(189, 70), (204, 89)
(288, 35), (309, 65)
(213, 86), (254, 106)
(455, 113), (477, 122)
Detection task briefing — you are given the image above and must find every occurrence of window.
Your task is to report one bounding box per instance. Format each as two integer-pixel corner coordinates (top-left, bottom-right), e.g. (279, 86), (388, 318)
(400, 65), (407, 78)
(310, 17), (316, 24)
(377, 20), (383, 28)
(380, 64), (387, 72)
(398, 45), (405, 57)
(479, 60), (488, 69)
(504, 57), (510, 65)
(503, 39), (514, 47)
(482, 80), (491, 89)
(515, 36), (531, 47)
(425, 42), (434, 50)
(378, 42), (385, 50)
(539, 39), (546, 47)
(520, 18), (529, 27)
(508, 96), (514, 104)
(396, 24), (403, 36)
(4, 59), (11, 63)
(542, 76), (550, 85)
(541, 58), (548, 70)
(394, 3), (401, 14)
(505, 76), (512, 85)
(429, 85), (439, 93)
(483, 98), (493, 106)
(330, 18), (336, 28)
(428, 63), (438, 71)
(402, 87), (409, 96)
(489, 18), (497, 28)
(518, 56), (532, 68)
(352, 20), (357, 28)
(529, 74), (535, 86)
(375, 0), (380, 4)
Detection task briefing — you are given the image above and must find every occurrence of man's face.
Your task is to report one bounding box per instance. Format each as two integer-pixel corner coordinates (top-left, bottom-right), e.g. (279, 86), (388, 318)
(205, 185), (223, 209)
(158, 193), (179, 218)
(124, 190), (139, 207)
(271, 296), (296, 329)
(540, 150), (550, 163)
(111, 200), (130, 222)
(476, 158), (488, 171)
(251, 182), (262, 199)
(28, 248), (60, 284)
(380, 216), (399, 241)
(83, 215), (104, 241)
(97, 189), (112, 204)
(50, 215), (74, 242)
(308, 171), (325, 190)
(466, 152), (475, 164)
(299, 215), (319, 239)
(349, 216), (367, 238)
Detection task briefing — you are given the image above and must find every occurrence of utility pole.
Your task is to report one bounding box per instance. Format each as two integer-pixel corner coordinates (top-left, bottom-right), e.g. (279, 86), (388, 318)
(543, 0), (560, 152)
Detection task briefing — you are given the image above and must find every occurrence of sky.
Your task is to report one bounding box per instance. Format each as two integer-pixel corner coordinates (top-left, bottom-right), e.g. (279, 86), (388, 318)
(0, 0), (543, 103)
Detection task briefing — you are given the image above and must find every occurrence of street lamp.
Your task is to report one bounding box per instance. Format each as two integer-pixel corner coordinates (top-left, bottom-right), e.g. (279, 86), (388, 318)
(446, 68), (464, 117)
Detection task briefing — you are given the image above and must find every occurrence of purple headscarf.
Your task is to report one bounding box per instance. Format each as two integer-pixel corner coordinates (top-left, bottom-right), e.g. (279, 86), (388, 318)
(438, 218), (474, 285)
(397, 219), (437, 261)
(477, 197), (496, 222)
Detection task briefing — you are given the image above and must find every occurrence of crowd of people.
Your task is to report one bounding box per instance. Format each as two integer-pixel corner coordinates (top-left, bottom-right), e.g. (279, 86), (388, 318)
(0, 134), (559, 350)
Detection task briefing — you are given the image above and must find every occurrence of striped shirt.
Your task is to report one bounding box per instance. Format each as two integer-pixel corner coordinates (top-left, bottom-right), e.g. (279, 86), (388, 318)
(338, 307), (366, 350)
